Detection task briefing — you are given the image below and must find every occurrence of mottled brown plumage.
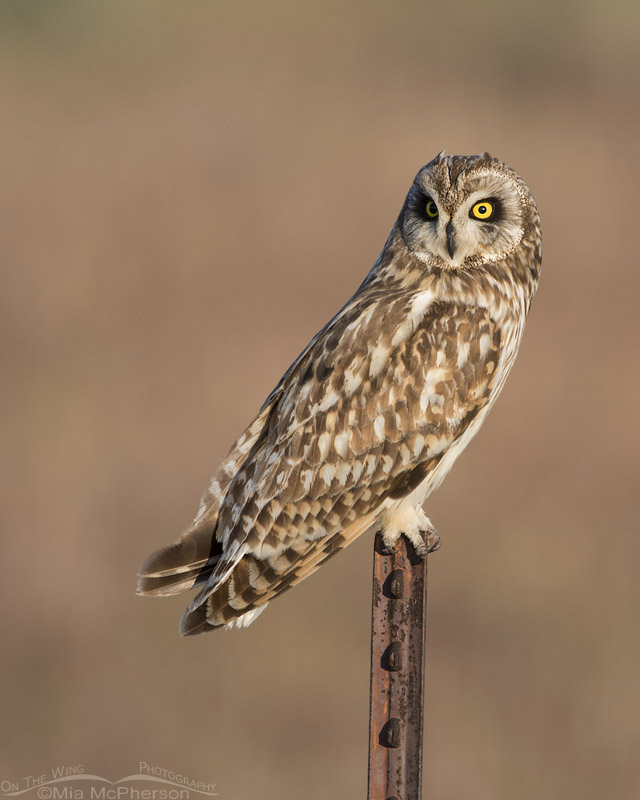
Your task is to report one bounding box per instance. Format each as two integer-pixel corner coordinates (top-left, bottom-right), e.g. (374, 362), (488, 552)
(137, 152), (542, 634)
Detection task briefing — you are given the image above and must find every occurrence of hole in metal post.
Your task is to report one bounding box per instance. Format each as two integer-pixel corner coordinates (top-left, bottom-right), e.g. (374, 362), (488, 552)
(382, 642), (403, 671)
(379, 717), (401, 748)
(383, 569), (404, 599)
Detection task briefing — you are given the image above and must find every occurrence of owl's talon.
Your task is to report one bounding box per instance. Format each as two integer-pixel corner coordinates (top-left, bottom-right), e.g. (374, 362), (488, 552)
(380, 529), (430, 558)
(403, 527), (440, 559)
(378, 509), (441, 559)
(379, 537), (397, 556)
(423, 527), (441, 554)
(407, 532), (429, 559)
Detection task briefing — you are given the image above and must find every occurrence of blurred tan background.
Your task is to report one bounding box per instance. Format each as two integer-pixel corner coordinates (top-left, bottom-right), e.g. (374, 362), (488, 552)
(1, 1), (639, 798)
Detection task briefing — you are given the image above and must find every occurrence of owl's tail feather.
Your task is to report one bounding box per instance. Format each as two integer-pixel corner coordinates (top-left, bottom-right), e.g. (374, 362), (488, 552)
(136, 519), (223, 597)
(180, 602), (268, 636)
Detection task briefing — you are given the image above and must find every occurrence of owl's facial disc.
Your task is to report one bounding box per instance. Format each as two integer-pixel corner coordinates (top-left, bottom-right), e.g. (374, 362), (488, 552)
(400, 156), (527, 270)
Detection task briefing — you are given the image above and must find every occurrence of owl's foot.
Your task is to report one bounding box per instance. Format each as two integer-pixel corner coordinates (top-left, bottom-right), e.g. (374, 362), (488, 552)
(424, 526), (441, 554)
(378, 507), (440, 559)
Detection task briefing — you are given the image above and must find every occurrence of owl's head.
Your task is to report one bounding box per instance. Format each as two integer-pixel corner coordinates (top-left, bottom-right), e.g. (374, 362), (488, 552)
(399, 152), (539, 270)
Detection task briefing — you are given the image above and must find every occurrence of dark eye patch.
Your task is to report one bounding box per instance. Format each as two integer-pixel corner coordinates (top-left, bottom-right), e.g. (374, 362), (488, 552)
(470, 197), (502, 222)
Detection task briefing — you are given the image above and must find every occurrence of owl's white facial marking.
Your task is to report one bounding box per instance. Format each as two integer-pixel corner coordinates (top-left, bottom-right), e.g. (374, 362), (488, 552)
(400, 154), (529, 271)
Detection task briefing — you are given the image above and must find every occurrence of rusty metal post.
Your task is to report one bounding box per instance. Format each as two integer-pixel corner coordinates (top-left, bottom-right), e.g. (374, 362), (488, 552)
(367, 531), (428, 800)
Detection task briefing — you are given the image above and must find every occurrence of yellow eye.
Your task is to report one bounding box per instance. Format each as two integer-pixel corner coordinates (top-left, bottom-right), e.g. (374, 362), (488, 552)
(425, 199), (439, 219)
(471, 200), (494, 220)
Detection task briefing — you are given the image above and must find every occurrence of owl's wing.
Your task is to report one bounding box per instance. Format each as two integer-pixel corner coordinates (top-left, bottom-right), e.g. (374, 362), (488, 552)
(180, 288), (501, 632)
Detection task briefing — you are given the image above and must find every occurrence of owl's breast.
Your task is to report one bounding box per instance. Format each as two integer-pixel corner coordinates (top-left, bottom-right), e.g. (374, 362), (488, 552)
(389, 290), (527, 509)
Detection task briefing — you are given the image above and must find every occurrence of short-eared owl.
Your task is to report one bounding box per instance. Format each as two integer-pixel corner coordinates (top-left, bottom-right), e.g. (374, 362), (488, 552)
(137, 152), (542, 634)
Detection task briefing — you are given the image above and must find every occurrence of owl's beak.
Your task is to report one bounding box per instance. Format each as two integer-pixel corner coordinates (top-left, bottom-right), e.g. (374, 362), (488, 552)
(445, 220), (456, 259)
